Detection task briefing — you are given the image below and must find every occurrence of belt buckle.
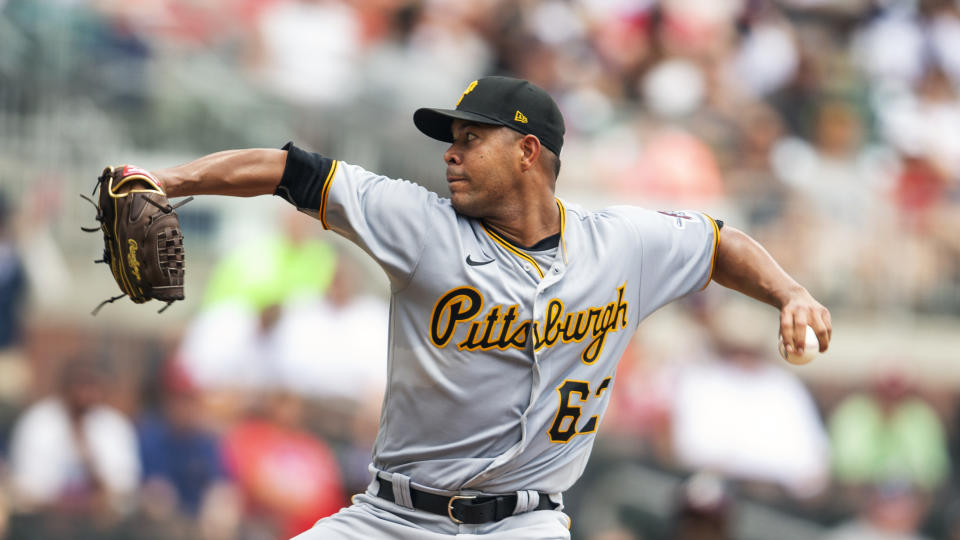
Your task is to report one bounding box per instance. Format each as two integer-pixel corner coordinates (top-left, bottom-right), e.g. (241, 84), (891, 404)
(447, 495), (476, 524)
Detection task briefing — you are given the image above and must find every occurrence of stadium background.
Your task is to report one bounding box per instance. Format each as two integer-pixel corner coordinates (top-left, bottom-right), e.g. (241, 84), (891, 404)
(1, 0), (960, 538)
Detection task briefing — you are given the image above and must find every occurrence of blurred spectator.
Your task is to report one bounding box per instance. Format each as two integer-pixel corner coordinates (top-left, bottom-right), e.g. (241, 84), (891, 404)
(0, 190), (26, 350)
(613, 121), (726, 206)
(136, 359), (229, 517)
(177, 208), (337, 395)
(110, 478), (193, 540)
(0, 190), (30, 453)
(599, 59), (727, 206)
(273, 251), (387, 402)
(202, 208), (337, 310)
(729, 7), (799, 99)
(852, 5), (927, 86)
(722, 103), (791, 229)
(829, 371), (951, 493)
(670, 472), (732, 540)
(824, 482), (933, 540)
(360, 1), (493, 113)
(879, 67), (960, 194)
(668, 305), (830, 499)
(7, 356), (141, 537)
(176, 300), (283, 398)
(16, 180), (70, 309)
(775, 99), (894, 226)
(222, 391), (345, 539)
(0, 491), (8, 539)
(195, 482), (245, 540)
(249, 0), (364, 106)
(930, 3), (960, 90)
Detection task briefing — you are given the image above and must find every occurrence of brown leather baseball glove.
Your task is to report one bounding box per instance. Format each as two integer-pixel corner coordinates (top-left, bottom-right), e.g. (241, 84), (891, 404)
(81, 165), (192, 314)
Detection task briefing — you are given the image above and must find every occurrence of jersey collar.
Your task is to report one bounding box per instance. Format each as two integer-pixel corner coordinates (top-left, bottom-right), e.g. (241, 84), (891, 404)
(479, 199), (568, 279)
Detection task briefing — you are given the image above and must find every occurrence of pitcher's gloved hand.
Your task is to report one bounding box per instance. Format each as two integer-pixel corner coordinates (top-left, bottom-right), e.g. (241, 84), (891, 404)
(81, 165), (192, 314)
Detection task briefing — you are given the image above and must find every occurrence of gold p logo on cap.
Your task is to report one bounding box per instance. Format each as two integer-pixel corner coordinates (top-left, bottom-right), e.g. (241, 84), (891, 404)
(457, 80), (478, 106)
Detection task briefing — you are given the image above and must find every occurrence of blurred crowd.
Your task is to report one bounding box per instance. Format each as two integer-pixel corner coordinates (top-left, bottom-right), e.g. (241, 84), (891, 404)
(2, 0), (960, 539)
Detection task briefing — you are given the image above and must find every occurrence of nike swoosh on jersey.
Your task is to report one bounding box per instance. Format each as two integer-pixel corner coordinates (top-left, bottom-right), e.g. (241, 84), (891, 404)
(466, 255), (495, 266)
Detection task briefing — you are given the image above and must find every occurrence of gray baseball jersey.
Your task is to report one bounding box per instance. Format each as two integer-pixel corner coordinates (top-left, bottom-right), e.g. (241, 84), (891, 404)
(276, 142), (719, 496)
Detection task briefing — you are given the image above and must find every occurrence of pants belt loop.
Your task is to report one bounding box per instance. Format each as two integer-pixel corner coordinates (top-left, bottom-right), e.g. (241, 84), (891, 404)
(513, 490), (540, 515)
(390, 472), (414, 509)
(548, 493), (564, 512)
(367, 471), (381, 496)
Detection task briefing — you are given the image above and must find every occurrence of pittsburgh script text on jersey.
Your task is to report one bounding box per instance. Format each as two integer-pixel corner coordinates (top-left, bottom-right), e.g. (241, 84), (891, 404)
(430, 283), (630, 363)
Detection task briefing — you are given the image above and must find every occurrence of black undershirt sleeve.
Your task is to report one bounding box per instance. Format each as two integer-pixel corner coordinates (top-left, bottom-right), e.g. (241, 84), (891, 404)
(273, 141), (335, 214)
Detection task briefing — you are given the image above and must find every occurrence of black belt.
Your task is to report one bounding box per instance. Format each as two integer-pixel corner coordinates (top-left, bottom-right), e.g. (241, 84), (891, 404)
(375, 477), (557, 524)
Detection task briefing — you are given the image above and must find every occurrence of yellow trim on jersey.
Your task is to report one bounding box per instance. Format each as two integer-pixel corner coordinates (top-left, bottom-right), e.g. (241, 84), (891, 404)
(481, 223), (545, 279)
(701, 213), (721, 290)
(555, 198), (568, 264)
(318, 160), (339, 230)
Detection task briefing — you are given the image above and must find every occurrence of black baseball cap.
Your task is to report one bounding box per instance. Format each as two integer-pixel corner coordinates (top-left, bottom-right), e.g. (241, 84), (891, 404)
(414, 76), (565, 156)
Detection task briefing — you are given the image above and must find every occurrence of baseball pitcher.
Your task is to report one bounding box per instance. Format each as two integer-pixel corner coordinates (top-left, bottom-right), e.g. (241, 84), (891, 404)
(98, 77), (831, 539)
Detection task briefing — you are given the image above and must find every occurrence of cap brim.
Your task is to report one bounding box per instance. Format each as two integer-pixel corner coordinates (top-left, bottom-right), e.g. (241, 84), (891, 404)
(413, 108), (504, 143)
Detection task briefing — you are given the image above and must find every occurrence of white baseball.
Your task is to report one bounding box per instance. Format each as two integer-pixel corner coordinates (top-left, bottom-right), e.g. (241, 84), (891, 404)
(778, 325), (820, 365)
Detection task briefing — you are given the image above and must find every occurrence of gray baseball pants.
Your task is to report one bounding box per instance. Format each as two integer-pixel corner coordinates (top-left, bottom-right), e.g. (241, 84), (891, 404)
(290, 474), (571, 539)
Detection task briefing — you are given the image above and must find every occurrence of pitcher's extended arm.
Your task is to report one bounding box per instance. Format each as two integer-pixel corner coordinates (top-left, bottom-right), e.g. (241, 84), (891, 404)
(712, 226), (832, 356)
(155, 149), (288, 198)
